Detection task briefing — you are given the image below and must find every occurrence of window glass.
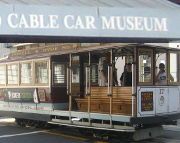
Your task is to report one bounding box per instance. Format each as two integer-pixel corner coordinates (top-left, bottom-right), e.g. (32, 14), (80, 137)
(170, 53), (177, 83)
(72, 65), (80, 83)
(0, 65), (6, 84)
(91, 64), (98, 84)
(35, 61), (48, 84)
(8, 64), (18, 84)
(139, 50), (152, 83)
(21, 63), (32, 84)
(155, 52), (167, 85)
(53, 64), (65, 84)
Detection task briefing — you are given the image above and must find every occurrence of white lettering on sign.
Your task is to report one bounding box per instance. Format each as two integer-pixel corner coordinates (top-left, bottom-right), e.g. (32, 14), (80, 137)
(7, 13), (60, 29)
(101, 16), (168, 32)
(64, 15), (96, 29)
(8, 13), (18, 28)
(8, 91), (21, 99)
(6, 13), (168, 32)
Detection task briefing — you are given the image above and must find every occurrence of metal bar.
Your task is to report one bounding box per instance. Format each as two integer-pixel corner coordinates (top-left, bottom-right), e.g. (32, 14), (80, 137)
(69, 54), (72, 122)
(89, 52), (91, 92)
(85, 67), (88, 95)
(132, 63), (134, 117)
(67, 67), (69, 95)
(109, 49), (113, 127)
(88, 52), (91, 125)
(108, 65), (110, 94)
(69, 54), (72, 95)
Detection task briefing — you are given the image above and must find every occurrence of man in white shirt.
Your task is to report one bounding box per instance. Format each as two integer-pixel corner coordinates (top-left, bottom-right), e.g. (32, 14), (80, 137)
(156, 63), (174, 85)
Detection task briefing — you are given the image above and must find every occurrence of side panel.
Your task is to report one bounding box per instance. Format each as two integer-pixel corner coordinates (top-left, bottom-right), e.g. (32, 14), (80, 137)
(137, 87), (156, 117)
(169, 87), (180, 112)
(137, 86), (180, 117)
(155, 88), (168, 114)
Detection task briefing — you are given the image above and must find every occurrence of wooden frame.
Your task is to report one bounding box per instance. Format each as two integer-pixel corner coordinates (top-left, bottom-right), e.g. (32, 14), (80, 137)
(138, 48), (154, 86)
(7, 63), (19, 86)
(168, 51), (180, 85)
(0, 58), (50, 88)
(52, 62), (67, 86)
(19, 61), (33, 86)
(0, 64), (6, 86)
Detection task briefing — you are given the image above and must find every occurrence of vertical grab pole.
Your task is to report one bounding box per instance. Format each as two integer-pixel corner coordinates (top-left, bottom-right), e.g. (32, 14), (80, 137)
(88, 52), (91, 95)
(69, 54), (72, 122)
(132, 63), (135, 117)
(108, 66), (110, 94)
(88, 52), (91, 125)
(67, 68), (69, 95)
(109, 49), (113, 127)
(85, 67), (88, 95)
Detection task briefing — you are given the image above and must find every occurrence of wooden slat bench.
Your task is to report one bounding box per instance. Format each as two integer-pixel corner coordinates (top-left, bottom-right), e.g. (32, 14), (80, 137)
(75, 87), (135, 116)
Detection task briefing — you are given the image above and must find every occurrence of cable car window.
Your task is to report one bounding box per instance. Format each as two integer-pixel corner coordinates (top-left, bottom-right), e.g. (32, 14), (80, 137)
(170, 53), (177, 83)
(8, 64), (18, 84)
(91, 64), (98, 84)
(155, 52), (167, 85)
(72, 65), (80, 83)
(35, 61), (49, 84)
(0, 65), (6, 85)
(138, 49), (153, 83)
(53, 64), (65, 84)
(72, 56), (80, 84)
(20, 62), (32, 84)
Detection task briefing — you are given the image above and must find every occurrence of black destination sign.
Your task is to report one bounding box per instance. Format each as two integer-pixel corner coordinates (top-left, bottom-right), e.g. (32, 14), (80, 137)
(141, 92), (153, 112)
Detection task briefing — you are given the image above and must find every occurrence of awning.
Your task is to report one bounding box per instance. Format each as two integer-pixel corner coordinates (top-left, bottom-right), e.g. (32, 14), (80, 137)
(0, 0), (179, 42)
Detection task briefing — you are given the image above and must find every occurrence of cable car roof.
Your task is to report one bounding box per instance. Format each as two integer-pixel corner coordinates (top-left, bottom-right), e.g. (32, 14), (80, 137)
(0, 0), (179, 9)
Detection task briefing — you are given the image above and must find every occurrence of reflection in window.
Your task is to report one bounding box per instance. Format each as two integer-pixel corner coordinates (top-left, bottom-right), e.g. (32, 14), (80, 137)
(91, 64), (98, 84)
(53, 64), (65, 84)
(35, 61), (48, 84)
(21, 63), (32, 84)
(0, 65), (6, 84)
(8, 64), (18, 84)
(170, 53), (177, 82)
(139, 50), (152, 83)
(72, 65), (80, 83)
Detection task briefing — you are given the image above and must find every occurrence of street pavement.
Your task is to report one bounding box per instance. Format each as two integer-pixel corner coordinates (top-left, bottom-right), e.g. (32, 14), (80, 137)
(0, 118), (180, 143)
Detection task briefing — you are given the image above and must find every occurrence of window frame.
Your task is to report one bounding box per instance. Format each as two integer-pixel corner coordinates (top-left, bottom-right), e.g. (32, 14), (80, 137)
(20, 61), (33, 85)
(0, 64), (6, 86)
(52, 62), (67, 86)
(138, 48), (154, 85)
(168, 50), (180, 85)
(7, 63), (19, 85)
(34, 60), (49, 86)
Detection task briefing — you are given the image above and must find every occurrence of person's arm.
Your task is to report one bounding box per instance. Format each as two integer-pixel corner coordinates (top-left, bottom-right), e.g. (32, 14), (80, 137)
(155, 71), (160, 83)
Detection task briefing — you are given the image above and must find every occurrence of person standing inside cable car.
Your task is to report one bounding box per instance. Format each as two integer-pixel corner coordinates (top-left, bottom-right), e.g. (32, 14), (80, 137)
(156, 63), (174, 85)
(120, 63), (132, 86)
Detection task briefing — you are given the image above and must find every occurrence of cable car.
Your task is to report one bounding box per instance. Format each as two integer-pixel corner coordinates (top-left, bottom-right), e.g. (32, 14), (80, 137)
(0, 43), (179, 141)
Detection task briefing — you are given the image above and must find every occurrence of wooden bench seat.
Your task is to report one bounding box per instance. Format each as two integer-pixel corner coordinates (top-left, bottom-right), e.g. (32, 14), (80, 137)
(75, 87), (135, 116)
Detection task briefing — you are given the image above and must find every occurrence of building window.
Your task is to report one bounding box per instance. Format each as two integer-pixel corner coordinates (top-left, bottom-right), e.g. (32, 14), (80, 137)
(35, 61), (49, 84)
(8, 64), (18, 84)
(0, 65), (6, 84)
(20, 62), (32, 84)
(53, 64), (65, 84)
